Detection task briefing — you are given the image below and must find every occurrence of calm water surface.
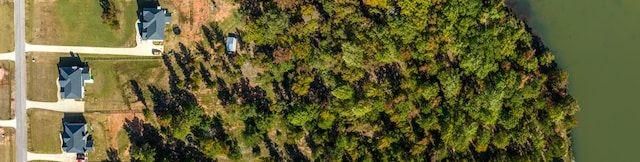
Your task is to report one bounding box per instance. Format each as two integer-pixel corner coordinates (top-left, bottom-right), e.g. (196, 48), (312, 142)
(512, 0), (640, 161)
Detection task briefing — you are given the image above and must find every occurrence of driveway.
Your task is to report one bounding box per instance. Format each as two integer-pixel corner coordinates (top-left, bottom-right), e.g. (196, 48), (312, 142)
(26, 99), (85, 113)
(0, 52), (15, 61)
(27, 152), (78, 162)
(0, 119), (16, 128)
(26, 43), (161, 56)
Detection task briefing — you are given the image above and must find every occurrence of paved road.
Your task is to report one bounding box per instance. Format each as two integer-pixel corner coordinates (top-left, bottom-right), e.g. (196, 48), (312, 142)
(0, 119), (16, 128)
(27, 152), (77, 162)
(0, 52), (15, 61)
(14, 0), (27, 161)
(26, 100), (85, 113)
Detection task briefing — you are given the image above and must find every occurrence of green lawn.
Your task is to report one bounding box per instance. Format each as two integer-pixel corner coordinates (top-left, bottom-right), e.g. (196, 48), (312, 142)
(27, 0), (138, 47)
(26, 53), (169, 111)
(0, 1), (14, 52)
(84, 56), (169, 111)
(27, 109), (63, 154)
(26, 53), (60, 102)
(219, 10), (244, 35)
(0, 61), (14, 120)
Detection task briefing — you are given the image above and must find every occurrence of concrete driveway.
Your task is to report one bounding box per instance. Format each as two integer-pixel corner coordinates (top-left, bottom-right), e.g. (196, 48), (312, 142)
(24, 21), (164, 56)
(26, 99), (85, 112)
(26, 43), (161, 56)
(27, 152), (78, 162)
(0, 119), (16, 128)
(0, 52), (15, 61)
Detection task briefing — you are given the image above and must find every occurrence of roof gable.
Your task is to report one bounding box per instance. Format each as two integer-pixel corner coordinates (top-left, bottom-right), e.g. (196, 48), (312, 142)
(59, 66), (90, 99)
(61, 122), (94, 153)
(139, 7), (171, 40)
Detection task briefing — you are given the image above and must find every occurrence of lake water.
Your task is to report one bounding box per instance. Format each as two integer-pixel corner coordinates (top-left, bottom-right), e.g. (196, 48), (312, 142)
(509, 0), (640, 161)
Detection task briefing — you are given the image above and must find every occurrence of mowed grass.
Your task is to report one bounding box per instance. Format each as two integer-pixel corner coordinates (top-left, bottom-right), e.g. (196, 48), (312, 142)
(84, 57), (169, 111)
(26, 109), (133, 161)
(26, 53), (60, 102)
(0, 128), (15, 162)
(27, 109), (63, 154)
(0, 61), (14, 120)
(0, 1), (14, 52)
(25, 53), (169, 110)
(26, 0), (137, 47)
(219, 10), (244, 35)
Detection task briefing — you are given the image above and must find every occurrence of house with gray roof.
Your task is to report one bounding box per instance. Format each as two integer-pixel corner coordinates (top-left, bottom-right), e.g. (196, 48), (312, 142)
(58, 65), (92, 99)
(138, 6), (172, 41)
(61, 122), (94, 153)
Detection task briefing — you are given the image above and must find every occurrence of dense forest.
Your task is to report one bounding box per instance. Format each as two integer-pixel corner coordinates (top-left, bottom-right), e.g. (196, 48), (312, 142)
(126, 0), (579, 161)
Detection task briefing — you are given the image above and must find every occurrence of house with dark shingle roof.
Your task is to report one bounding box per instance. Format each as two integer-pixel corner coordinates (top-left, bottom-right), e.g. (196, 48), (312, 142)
(58, 65), (92, 99)
(61, 122), (94, 153)
(138, 6), (171, 41)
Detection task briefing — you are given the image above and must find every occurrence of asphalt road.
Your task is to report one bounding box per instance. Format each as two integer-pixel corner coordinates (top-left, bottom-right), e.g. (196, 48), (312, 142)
(14, 0), (27, 161)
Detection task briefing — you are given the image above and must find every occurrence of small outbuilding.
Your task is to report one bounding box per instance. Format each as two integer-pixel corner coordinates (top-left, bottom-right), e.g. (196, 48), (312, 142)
(226, 36), (237, 52)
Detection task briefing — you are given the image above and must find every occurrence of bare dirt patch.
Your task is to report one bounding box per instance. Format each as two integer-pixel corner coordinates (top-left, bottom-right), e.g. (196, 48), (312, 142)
(211, 0), (238, 22)
(163, 0), (238, 51)
(107, 113), (145, 156)
(0, 67), (6, 82)
(0, 128), (15, 162)
(0, 61), (14, 120)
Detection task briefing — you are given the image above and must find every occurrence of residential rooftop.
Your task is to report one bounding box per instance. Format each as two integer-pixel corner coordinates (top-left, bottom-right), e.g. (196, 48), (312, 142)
(138, 6), (172, 41)
(61, 122), (94, 153)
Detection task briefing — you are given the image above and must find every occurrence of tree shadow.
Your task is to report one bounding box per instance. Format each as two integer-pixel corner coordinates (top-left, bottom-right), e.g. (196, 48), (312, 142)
(284, 143), (310, 162)
(101, 147), (121, 162)
(236, 0), (264, 19)
(199, 62), (215, 87)
(216, 77), (233, 105)
(147, 85), (177, 115)
(161, 53), (180, 92)
(196, 42), (212, 62)
(263, 134), (283, 161)
(124, 116), (213, 161)
(130, 80), (147, 107)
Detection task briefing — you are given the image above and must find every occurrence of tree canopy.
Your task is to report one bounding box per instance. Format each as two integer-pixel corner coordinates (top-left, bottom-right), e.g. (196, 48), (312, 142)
(127, 0), (579, 161)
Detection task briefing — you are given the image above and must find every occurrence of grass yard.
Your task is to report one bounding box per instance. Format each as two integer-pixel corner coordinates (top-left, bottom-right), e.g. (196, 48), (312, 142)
(27, 108), (142, 161)
(0, 61), (14, 120)
(26, 53), (170, 111)
(84, 56), (169, 111)
(26, 53), (60, 102)
(27, 109), (63, 154)
(0, 0), (14, 52)
(219, 10), (244, 35)
(26, 0), (137, 47)
(0, 127), (15, 162)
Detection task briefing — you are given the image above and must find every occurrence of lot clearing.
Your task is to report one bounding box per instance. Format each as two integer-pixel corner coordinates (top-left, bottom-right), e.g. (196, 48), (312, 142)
(26, 53), (170, 111)
(0, 0), (14, 53)
(26, 0), (137, 47)
(161, 0), (242, 51)
(0, 127), (15, 162)
(0, 61), (14, 120)
(26, 53), (60, 102)
(83, 56), (169, 111)
(27, 109), (147, 161)
(27, 109), (62, 154)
